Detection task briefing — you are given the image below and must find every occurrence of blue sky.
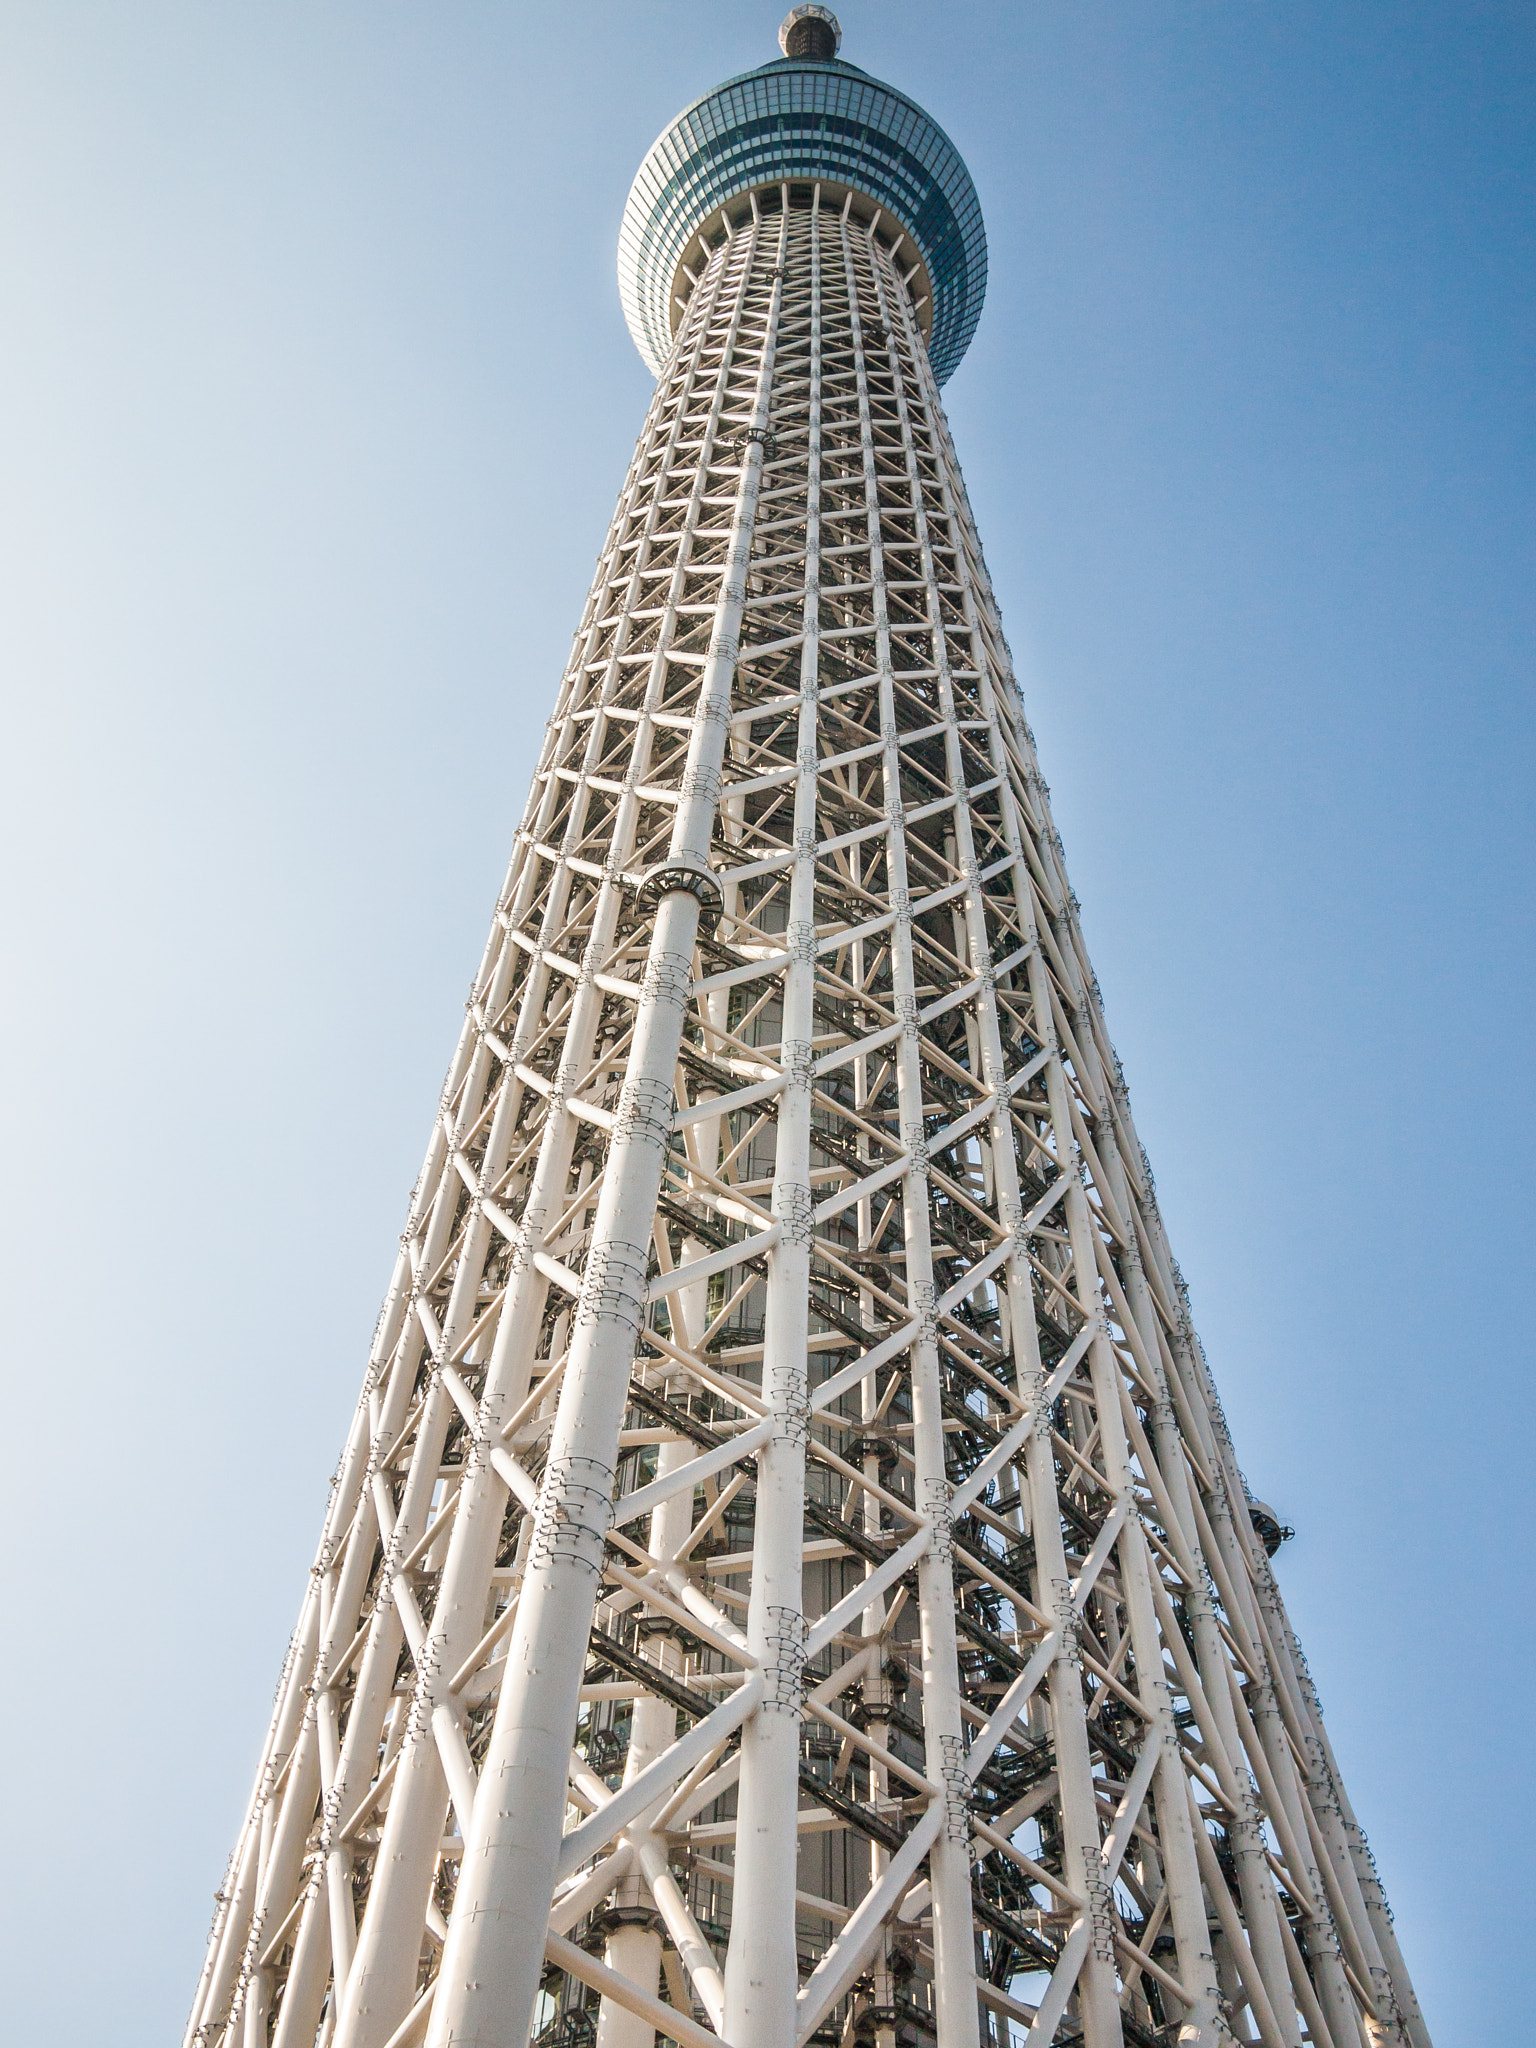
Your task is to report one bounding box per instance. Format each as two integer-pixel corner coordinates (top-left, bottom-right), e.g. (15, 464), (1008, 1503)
(0, 4), (1529, 2041)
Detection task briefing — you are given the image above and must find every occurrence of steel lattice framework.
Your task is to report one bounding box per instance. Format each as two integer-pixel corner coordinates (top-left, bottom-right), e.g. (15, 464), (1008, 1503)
(187, 45), (1430, 2048)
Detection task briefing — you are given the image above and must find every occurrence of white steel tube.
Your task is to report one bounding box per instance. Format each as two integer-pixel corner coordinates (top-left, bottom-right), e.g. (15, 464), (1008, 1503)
(723, 197), (817, 2048)
(840, 225), (978, 2048)
(189, 163), (1430, 2048)
(425, 233), (782, 2048)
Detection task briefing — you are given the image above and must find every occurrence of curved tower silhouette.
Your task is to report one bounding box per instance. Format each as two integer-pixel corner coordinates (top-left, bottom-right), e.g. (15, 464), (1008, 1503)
(187, 13), (1429, 2048)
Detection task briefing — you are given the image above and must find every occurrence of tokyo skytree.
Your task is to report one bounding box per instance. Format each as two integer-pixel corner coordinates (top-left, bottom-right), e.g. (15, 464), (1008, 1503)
(186, 12), (1429, 2048)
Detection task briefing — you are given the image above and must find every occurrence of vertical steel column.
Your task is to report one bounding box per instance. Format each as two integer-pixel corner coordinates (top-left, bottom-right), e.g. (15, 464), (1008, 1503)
(326, 231), (747, 2048)
(723, 194), (821, 2048)
(425, 221), (785, 2048)
(909, 314), (1227, 2045)
(594, 1436), (700, 2048)
(874, 251), (1115, 2048)
(838, 215), (979, 2048)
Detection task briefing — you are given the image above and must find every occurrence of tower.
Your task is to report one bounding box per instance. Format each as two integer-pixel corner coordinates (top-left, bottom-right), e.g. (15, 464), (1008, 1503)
(186, 12), (1429, 2048)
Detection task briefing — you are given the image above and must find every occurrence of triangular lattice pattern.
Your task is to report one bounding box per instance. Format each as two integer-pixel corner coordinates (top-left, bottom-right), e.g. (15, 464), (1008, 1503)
(188, 186), (1428, 2048)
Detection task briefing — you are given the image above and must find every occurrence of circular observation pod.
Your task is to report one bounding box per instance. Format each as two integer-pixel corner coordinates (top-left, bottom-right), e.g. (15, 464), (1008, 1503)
(1249, 1501), (1296, 1559)
(618, 24), (986, 387)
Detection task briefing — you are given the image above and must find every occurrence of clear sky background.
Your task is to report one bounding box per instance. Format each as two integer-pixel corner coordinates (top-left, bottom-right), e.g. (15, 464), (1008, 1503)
(0, 3), (1529, 2041)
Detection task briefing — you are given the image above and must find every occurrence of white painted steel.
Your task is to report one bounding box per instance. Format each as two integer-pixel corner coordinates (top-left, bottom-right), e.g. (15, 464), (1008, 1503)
(722, 194), (818, 2048)
(188, 173), (1429, 2048)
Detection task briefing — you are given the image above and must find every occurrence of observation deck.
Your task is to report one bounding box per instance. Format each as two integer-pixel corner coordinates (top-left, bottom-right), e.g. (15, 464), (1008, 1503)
(618, 8), (987, 387)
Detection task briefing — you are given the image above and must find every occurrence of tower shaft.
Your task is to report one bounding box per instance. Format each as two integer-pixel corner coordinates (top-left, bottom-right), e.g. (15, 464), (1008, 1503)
(188, 180), (1428, 2048)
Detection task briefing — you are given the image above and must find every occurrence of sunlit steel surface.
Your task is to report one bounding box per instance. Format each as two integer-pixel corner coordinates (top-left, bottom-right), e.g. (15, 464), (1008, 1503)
(187, 19), (1430, 2048)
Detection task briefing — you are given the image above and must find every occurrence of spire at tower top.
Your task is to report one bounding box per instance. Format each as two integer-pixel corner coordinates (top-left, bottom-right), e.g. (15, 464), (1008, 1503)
(778, 5), (841, 60)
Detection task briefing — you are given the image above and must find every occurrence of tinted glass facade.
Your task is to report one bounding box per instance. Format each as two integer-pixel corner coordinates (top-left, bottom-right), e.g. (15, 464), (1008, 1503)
(619, 56), (986, 385)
